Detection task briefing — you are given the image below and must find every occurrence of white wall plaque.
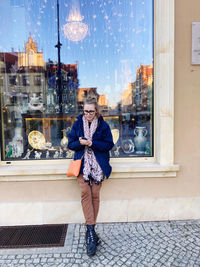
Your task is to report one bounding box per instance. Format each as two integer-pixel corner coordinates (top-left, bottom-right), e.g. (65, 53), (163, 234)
(192, 22), (200, 64)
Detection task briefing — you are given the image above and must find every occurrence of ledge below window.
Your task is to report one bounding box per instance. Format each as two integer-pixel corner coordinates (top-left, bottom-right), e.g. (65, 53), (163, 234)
(0, 161), (180, 181)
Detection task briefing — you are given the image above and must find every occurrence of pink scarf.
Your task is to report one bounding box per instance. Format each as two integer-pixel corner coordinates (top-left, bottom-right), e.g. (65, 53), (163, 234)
(82, 115), (104, 184)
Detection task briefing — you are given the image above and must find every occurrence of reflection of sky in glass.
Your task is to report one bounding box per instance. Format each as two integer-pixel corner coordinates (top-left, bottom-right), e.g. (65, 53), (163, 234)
(0, 0), (153, 106)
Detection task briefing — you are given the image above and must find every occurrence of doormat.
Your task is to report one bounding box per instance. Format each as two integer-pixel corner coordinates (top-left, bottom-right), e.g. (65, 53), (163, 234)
(0, 224), (68, 249)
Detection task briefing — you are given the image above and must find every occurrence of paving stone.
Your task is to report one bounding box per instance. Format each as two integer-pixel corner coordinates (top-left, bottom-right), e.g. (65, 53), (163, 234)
(26, 259), (33, 264)
(66, 253), (74, 258)
(0, 220), (200, 266)
(4, 260), (11, 264)
(33, 258), (40, 264)
(74, 253), (82, 259)
(38, 254), (46, 258)
(40, 258), (47, 263)
(63, 258), (70, 263)
(47, 258), (55, 263)
(16, 255), (23, 259)
(55, 258), (62, 264)
(19, 259), (26, 264)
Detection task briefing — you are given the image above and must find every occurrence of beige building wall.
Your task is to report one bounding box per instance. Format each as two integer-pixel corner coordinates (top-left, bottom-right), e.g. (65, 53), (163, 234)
(0, 0), (200, 225)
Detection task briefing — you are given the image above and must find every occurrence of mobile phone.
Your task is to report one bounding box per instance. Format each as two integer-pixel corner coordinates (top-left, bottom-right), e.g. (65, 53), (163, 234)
(81, 137), (87, 140)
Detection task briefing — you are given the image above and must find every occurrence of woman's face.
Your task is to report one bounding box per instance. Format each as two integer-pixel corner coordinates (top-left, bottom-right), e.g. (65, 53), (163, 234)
(83, 103), (96, 122)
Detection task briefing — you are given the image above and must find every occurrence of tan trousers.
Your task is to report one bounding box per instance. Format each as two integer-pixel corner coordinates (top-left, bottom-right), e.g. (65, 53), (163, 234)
(77, 174), (102, 225)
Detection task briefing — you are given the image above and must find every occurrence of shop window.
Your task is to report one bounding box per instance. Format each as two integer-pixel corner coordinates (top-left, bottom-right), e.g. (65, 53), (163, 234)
(0, 0), (154, 161)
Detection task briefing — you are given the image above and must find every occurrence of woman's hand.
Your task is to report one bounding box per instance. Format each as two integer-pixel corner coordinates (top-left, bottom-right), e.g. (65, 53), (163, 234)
(79, 137), (92, 147)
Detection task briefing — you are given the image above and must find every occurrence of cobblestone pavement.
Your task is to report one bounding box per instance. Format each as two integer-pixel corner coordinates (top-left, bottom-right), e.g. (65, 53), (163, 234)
(0, 220), (200, 267)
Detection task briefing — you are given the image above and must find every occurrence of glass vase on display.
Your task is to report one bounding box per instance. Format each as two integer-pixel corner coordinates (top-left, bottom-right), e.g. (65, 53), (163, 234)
(133, 126), (148, 154)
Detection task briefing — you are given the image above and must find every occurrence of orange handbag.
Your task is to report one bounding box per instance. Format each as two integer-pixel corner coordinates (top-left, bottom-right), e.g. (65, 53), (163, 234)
(67, 158), (82, 177)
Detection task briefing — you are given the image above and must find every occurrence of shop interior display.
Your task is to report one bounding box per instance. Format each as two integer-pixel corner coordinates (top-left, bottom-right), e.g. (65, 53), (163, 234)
(1, 78), (152, 160)
(0, 0), (153, 161)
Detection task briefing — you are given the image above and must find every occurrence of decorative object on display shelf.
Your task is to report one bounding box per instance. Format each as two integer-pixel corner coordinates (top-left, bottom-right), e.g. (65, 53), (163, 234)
(134, 126), (148, 154)
(60, 129), (68, 149)
(121, 139), (135, 154)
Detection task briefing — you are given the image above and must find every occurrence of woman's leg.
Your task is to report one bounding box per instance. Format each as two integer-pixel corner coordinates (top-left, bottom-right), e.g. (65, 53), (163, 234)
(91, 182), (102, 224)
(77, 174), (95, 225)
(77, 175), (101, 256)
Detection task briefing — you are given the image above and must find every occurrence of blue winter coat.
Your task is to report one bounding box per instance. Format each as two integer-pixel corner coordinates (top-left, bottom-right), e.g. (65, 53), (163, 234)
(67, 115), (114, 178)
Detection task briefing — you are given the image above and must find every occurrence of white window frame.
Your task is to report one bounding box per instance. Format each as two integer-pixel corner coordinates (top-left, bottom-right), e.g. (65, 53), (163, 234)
(0, 0), (179, 180)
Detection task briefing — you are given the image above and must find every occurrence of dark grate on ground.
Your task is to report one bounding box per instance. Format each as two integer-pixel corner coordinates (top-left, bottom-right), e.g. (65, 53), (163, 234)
(0, 224), (68, 249)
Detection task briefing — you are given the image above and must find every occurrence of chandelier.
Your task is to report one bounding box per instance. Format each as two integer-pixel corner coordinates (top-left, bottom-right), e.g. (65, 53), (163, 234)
(63, 0), (88, 42)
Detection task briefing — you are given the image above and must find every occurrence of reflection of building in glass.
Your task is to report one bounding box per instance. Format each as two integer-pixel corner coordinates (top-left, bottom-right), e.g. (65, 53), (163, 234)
(98, 94), (109, 115)
(117, 64), (153, 156)
(0, 37), (80, 160)
(0, 52), (21, 142)
(120, 59), (132, 92)
(121, 83), (133, 113)
(18, 37), (45, 67)
(134, 64), (153, 112)
(119, 64), (153, 114)
(0, 36), (79, 116)
(46, 60), (79, 114)
(0, 41), (46, 130)
(0, 37), (79, 138)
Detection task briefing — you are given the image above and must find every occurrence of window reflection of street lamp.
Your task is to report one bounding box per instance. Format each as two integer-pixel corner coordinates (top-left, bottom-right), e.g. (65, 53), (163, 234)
(55, 0), (87, 114)
(63, 0), (88, 42)
(55, 0), (62, 113)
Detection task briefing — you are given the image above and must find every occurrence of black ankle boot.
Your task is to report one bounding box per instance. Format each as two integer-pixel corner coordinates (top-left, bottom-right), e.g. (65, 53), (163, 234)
(94, 230), (101, 246)
(85, 225), (101, 246)
(86, 225), (97, 256)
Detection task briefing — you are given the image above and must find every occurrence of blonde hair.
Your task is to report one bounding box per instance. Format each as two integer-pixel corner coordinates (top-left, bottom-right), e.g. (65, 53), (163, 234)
(83, 96), (100, 117)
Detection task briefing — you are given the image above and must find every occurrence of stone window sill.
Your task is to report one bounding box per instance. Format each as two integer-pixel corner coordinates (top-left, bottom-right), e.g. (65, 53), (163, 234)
(0, 161), (179, 181)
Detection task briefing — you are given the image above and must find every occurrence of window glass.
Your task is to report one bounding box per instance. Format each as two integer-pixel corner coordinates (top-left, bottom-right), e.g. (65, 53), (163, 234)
(0, 0), (153, 160)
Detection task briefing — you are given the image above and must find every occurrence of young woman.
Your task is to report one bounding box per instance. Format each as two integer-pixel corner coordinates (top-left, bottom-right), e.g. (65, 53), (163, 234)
(67, 96), (114, 256)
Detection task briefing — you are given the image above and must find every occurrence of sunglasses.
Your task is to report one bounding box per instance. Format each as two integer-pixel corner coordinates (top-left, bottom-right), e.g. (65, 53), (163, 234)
(84, 110), (96, 115)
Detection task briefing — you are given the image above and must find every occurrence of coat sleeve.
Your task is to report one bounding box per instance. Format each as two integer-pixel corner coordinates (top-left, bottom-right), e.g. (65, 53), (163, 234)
(91, 124), (114, 152)
(67, 122), (84, 152)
